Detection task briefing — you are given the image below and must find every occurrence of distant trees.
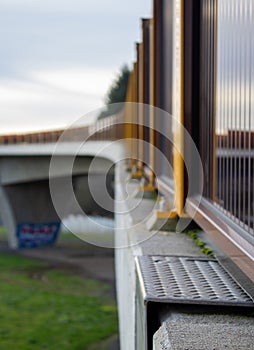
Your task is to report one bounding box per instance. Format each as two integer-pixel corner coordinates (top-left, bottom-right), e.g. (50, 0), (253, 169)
(98, 65), (130, 119)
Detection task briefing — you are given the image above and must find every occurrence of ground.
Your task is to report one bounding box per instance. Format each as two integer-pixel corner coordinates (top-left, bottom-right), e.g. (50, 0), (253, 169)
(0, 231), (119, 350)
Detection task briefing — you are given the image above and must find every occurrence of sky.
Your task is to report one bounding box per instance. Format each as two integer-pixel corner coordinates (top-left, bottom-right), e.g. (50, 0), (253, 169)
(0, 0), (152, 134)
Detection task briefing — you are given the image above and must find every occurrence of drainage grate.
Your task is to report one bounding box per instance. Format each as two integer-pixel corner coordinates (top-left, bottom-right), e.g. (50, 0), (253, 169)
(136, 256), (254, 306)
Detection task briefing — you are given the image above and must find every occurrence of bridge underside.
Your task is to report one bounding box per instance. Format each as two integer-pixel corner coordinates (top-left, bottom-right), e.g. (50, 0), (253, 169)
(0, 154), (114, 249)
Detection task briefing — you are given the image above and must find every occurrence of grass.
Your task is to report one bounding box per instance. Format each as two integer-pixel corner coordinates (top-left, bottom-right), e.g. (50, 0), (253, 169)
(0, 226), (7, 240)
(186, 229), (215, 257)
(0, 253), (118, 350)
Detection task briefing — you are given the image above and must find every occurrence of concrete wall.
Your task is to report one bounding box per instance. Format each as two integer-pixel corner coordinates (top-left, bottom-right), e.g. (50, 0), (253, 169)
(115, 163), (137, 350)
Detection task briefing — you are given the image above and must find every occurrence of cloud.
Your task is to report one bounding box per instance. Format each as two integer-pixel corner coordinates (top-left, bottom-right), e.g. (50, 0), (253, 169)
(30, 68), (115, 96)
(0, 6), (147, 75)
(0, 0), (151, 16)
(0, 0), (152, 133)
(0, 67), (115, 133)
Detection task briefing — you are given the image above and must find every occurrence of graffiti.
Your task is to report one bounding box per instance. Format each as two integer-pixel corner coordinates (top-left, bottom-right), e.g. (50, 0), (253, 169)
(16, 222), (60, 248)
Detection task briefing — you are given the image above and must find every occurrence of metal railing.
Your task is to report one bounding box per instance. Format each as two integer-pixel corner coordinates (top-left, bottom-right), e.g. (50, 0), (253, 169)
(123, 0), (254, 276)
(0, 113), (123, 145)
(215, 0), (254, 238)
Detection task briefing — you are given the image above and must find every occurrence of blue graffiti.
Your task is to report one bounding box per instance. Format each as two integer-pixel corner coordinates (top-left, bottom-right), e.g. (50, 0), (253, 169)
(17, 222), (60, 248)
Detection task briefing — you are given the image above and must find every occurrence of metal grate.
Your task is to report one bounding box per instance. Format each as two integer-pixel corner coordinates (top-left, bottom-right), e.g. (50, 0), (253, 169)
(136, 256), (254, 306)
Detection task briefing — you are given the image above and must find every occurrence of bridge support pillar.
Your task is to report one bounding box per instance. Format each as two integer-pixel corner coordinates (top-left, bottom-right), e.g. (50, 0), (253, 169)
(0, 180), (61, 249)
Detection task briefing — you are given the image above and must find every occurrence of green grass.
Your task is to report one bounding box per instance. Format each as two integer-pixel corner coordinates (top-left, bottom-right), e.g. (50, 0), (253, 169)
(186, 230), (215, 257)
(0, 226), (7, 241)
(0, 254), (118, 350)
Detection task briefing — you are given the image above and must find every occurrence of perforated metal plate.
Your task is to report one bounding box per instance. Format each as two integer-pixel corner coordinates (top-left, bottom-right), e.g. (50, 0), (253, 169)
(136, 256), (254, 307)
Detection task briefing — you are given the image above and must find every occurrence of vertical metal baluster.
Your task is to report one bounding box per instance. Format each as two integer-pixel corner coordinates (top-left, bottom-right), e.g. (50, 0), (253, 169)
(208, 0), (210, 198)
(248, 0), (252, 232)
(205, 0), (208, 199)
(251, 0), (254, 235)
(238, 0), (243, 225)
(217, 0), (222, 205)
(228, 0), (233, 217)
(230, 0), (234, 218)
(233, 0), (237, 221)
(222, 0), (226, 212)
(243, 0), (247, 226)
(236, 0), (240, 223)
(206, 0), (212, 199)
(212, 0), (216, 202)
(226, 0), (230, 213)
(201, 1), (205, 198)
(221, 1), (226, 208)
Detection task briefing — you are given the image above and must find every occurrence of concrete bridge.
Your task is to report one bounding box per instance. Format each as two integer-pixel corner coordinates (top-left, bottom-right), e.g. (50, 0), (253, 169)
(0, 139), (126, 249)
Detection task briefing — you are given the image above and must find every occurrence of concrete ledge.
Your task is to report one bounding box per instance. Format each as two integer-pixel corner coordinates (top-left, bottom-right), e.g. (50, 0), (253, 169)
(153, 312), (254, 350)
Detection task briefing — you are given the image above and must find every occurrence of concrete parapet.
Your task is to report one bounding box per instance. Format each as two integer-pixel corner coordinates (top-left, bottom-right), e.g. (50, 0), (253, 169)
(153, 312), (254, 350)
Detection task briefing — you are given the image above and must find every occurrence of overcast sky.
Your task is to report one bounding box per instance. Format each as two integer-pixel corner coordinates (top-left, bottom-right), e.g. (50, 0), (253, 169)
(0, 0), (152, 134)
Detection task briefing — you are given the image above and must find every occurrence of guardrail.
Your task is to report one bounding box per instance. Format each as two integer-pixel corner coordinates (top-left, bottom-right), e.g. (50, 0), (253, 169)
(122, 0), (254, 274)
(0, 113), (124, 145)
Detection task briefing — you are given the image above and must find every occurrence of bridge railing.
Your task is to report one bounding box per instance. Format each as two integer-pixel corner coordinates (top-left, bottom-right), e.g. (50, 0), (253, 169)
(0, 112), (124, 145)
(0, 130), (63, 145)
(88, 114), (124, 141)
(122, 0), (254, 270)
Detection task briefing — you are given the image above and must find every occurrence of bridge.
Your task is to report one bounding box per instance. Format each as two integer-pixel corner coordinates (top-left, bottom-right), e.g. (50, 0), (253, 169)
(0, 116), (125, 249)
(1, 0), (254, 349)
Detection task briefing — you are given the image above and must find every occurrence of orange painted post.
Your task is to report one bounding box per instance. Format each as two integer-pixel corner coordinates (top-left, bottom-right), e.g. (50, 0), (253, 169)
(133, 61), (138, 164)
(149, 18), (155, 187)
(138, 40), (144, 171)
(125, 70), (134, 155)
(173, 0), (185, 216)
